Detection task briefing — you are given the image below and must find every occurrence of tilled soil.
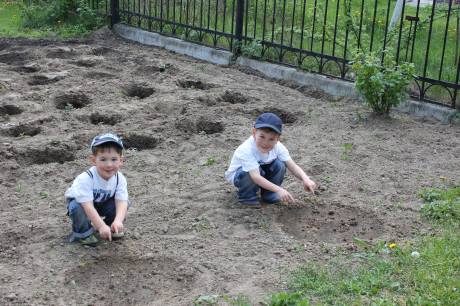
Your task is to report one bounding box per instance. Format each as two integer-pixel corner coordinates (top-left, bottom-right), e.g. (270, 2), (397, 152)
(0, 28), (459, 305)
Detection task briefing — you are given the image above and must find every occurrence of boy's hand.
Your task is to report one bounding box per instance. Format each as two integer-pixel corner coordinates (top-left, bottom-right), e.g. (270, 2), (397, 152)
(276, 188), (295, 203)
(303, 178), (317, 195)
(99, 224), (112, 241)
(111, 220), (124, 236)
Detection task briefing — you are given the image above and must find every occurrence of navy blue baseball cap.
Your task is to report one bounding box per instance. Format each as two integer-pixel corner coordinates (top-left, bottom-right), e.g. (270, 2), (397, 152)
(91, 133), (123, 154)
(254, 113), (282, 135)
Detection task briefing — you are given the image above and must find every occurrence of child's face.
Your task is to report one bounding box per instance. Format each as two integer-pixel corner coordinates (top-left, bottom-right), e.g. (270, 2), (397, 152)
(90, 147), (123, 181)
(252, 128), (281, 153)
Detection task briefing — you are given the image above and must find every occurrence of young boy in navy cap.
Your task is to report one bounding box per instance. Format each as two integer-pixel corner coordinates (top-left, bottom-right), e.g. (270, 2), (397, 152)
(65, 133), (129, 246)
(225, 113), (317, 208)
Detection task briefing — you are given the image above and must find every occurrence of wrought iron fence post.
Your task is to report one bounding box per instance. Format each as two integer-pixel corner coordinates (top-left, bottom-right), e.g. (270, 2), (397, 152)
(234, 0), (245, 55)
(110, 0), (120, 28)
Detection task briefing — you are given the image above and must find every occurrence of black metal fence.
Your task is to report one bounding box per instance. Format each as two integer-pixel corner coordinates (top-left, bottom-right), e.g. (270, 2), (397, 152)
(90, 0), (460, 109)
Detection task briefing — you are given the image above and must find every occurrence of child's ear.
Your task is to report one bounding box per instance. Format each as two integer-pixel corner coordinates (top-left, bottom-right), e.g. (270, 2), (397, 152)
(252, 128), (256, 137)
(119, 155), (124, 165)
(90, 155), (97, 166)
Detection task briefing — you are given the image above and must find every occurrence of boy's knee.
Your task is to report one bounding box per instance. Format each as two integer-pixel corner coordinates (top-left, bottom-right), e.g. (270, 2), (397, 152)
(271, 158), (286, 173)
(67, 199), (86, 216)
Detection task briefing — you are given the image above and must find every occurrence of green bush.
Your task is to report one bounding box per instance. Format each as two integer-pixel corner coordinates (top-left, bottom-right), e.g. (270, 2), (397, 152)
(21, 0), (106, 36)
(352, 50), (415, 115)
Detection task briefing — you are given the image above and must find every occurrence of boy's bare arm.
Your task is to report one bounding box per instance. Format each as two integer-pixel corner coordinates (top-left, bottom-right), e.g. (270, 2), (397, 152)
(249, 168), (295, 203)
(285, 159), (317, 195)
(81, 201), (112, 241)
(111, 199), (128, 234)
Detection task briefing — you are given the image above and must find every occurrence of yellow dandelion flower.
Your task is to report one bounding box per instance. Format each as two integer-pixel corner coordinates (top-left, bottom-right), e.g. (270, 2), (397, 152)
(441, 176), (446, 180)
(389, 243), (396, 248)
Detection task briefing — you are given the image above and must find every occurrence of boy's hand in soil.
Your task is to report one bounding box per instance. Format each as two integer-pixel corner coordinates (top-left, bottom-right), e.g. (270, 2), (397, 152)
(111, 220), (124, 235)
(276, 187), (295, 203)
(98, 224), (112, 241)
(302, 178), (317, 195)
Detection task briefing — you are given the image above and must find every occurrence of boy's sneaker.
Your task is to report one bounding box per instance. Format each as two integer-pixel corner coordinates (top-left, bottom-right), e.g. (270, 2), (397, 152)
(241, 199), (261, 209)
(77, 234), (98, 246)
(111, 231), (125, 240)
(263, 196), (283, 205)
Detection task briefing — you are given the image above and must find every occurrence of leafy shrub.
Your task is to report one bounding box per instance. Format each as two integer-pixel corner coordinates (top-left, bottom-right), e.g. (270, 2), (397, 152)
(351, 50), (415, 115)
(21, 0), (106, 36)
(234, 39), (264, 59)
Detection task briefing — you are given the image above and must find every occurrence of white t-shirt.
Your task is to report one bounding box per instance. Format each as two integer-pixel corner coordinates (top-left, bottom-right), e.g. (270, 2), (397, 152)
(65, 166), (128, 204)
(225, 136), (291, 184)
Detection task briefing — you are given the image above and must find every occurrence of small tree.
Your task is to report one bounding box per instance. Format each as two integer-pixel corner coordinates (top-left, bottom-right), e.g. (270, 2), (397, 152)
(352, 50), (415, 115)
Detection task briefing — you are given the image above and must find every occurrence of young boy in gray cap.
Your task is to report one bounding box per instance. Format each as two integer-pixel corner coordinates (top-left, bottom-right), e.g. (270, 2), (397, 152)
(225, 113), (317, 208)
(65, 133), (129, 246)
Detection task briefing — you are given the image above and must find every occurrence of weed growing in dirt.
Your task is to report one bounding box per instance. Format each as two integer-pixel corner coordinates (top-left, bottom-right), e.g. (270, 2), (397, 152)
(1, 86), (8, 92)
(194, 294), (219, 305)
(196, 217), (212, 236)
(195, 64), (205, 70)
(266, 292), (309, 305)
(114, 91), (122, 97)
(221, 294), (251, 306)
(388, 200), (403, 211)
(321, 176), (331, 183)
(353, 108), (367, 123)
(39, 191), (48, 198)
(340, 143), (352, 161)
(306, 107), (313, 119)
(204, 158), (215, 166)
(270, 185), (460, 304)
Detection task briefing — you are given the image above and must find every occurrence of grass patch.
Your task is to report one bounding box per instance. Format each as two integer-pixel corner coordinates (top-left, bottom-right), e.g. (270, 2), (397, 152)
(266, 184), (460, 305)
(0, 0), (108, 38)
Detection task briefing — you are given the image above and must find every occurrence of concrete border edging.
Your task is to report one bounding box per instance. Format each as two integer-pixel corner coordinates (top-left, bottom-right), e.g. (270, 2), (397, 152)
(235, 57), (357, 98)
(113, 24), (234, 66)
(113, 25), (458, 124)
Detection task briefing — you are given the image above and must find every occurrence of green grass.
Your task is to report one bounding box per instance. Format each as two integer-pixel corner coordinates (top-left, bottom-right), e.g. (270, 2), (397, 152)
(265, 184), (460, 305)
(0, 0), (108, 38)
(125, 0), (458, 104)
(0, 1), (34, 37)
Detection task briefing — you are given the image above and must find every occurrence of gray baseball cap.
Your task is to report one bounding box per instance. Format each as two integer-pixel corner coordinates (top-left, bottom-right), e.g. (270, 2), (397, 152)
(91, 133), (123, 154)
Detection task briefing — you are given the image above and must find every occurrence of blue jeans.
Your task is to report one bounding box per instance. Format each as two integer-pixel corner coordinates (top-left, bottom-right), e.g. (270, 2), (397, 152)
(66, 197), (130, 241)
(233, 158), (286, 202)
